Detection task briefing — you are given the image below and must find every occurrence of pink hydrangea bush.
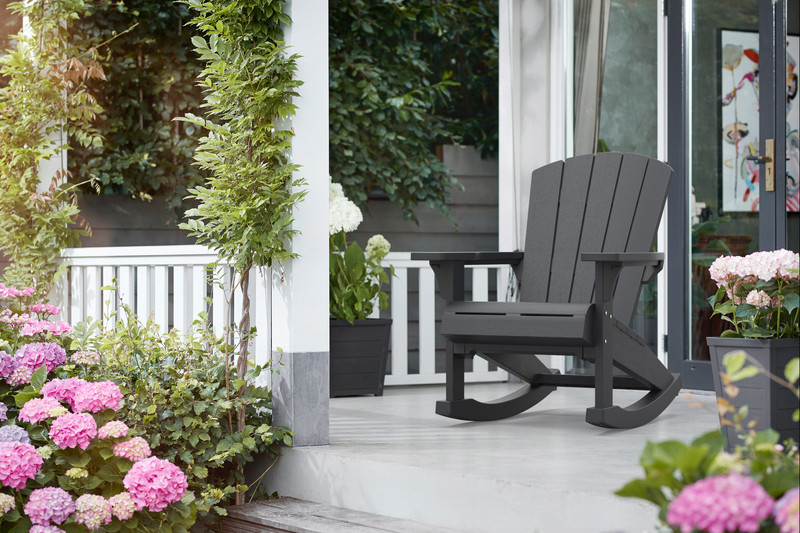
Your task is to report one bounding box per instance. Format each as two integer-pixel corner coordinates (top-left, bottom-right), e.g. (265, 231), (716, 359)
(49, 412), (97, 450)
(24, 487), (75, 525)
(708, 249), (800, 337)
(123, 456), (188, 512)
(0, 441), (43, 489)
(667, 473), (774, 533)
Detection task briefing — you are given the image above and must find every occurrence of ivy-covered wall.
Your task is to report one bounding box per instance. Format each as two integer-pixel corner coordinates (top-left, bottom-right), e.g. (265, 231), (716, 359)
(68, 0), (206, 214)
(329, 0), (498, 221)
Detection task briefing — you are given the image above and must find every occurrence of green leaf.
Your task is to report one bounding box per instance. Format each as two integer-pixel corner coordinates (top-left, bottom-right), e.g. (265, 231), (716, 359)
(14, 391), (39, 408)
(30, 364), (47, 391)
(722, 352), (747, 374)
(784, 357), (799, 385)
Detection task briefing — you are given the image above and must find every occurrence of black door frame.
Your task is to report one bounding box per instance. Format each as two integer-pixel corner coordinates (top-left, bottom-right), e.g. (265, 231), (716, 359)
(666, 0), (789, 390)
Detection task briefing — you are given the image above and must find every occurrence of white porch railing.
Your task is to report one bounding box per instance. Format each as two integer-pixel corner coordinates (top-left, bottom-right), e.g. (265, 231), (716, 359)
(58, 246), (508, 386)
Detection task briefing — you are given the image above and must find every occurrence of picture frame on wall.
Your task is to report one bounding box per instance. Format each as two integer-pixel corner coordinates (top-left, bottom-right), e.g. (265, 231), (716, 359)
(720, 29), (799, 213)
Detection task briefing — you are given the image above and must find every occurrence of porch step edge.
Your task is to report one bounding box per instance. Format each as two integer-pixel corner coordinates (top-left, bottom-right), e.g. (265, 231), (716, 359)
(222, 497), (460, 533)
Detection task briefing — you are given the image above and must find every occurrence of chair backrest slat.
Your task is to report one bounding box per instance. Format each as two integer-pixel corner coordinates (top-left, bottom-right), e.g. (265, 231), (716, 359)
(522, 160), (565, 302)
(568, 153), (623, 305)
(547, 155), (595, 303)
(519, 152), (672, 327)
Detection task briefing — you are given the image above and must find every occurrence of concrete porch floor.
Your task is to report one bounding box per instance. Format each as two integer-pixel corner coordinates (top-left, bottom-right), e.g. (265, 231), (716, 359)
(263, 383), (720, 533)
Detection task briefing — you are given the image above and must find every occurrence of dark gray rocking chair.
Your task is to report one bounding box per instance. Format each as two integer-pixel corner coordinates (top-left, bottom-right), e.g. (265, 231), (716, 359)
(411, 152), (682, 429)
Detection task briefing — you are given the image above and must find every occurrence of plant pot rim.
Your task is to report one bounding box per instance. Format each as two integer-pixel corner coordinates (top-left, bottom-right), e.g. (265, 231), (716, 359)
(706, 336), (800, 347)
(330, 318), (393, 326)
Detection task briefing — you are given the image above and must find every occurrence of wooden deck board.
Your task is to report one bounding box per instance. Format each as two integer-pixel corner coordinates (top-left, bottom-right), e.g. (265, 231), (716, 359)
(222, 497), (458, 533)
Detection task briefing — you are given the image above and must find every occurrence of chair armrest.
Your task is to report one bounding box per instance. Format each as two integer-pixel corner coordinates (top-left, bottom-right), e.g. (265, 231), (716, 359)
(581, 252), (663, 284)
(580, 252), (663, 266)
(410, 251), (524, 303)
(411, 251), (524, 265)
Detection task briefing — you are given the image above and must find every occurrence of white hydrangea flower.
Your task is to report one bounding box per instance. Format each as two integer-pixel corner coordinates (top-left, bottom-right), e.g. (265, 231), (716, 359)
(365, 234), (391, 260)
(329, 177), (362, 234)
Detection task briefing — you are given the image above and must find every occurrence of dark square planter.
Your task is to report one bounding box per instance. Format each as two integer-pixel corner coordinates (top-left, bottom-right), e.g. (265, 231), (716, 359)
(329, 318), (392, 398)
(708, 336), (800, 451)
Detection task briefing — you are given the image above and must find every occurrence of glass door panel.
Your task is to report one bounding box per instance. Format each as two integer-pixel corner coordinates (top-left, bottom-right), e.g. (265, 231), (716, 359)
(688, 0), (761, 363)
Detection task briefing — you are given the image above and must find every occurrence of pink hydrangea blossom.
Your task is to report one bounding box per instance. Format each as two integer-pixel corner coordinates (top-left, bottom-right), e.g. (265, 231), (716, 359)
(0, 403), (7, 422)
(6, 366), (34, 386)
(775, 488), (800, 533)
(0, 283), (34, 299)
(98, 420), (129, 440)
(72, 380), (123, 413)
(0, 351), (14, 378)
(27, 304), (61, 315)
(19, 396), (65, 423)
(746, 289), (772, 308)
(113, 437), (151, 462)
(24, 487), (75, 525)
(123, 456), (187, 512)
(71, 350), (100, 365)
(0, 441), (43, 489)
(667, 473), (773, 533)
(41, 377), (88, 409)
(30, 526), (66, 533)
(74, 494), (112, 531)
(14, 342), (66, 372)
(49, 413), (97, 450)
(19, 320), (72, 337)
(108, 492), (136, 520)
(0, 493), (15, 514)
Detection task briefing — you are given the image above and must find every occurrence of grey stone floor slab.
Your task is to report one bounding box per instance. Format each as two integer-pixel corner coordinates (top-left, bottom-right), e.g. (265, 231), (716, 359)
(263, 383), (720, 533)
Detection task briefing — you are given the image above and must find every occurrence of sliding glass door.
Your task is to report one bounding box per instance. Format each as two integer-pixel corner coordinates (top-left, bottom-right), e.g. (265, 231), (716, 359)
(667, 0), (799, 389)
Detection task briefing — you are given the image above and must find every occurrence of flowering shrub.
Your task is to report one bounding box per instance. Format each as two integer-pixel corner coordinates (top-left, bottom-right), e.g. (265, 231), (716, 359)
(0, 286), (197, 531)
(617, 429), (799, 532)
(329, 178), (393, 323)
(67, 308), (291, 527)
(709, 249), (800, 338)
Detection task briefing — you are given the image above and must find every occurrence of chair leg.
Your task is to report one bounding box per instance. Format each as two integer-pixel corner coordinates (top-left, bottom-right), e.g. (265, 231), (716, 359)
(445, 342), (465, 402)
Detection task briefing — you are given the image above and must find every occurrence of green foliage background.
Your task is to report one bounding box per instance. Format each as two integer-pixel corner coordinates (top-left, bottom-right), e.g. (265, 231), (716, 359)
(328, 0), (498, 220)
(68, 0), (206, 214)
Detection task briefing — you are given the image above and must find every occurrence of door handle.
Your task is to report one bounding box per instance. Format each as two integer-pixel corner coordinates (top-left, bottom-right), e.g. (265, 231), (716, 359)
(744, 139), (775, 192)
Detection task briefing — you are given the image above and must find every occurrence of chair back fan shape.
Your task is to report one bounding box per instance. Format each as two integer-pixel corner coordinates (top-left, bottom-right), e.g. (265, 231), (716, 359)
(521, 152), (671, 325)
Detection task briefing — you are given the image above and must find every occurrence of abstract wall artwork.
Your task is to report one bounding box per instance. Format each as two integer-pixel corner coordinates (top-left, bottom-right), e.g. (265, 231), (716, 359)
(720, 30), (799, 212)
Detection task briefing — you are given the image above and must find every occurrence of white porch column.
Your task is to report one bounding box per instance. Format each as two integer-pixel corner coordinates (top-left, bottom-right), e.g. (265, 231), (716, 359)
(271, 0), (330, 447)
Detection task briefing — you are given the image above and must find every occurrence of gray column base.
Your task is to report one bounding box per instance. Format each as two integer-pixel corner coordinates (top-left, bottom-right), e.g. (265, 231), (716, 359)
(272, 351), (329, 446)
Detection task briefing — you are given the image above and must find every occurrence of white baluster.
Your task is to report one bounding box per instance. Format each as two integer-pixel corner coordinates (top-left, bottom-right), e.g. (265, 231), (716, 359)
(418, 266), (436, 377)
(153, 266), (169, 333)
(391, 267), (408, 378)
(101, 266), (116, 329)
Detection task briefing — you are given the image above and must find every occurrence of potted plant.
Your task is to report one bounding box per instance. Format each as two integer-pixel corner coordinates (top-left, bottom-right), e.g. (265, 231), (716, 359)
(707, 249), (800, 449)
(328, 179), (393, 397)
